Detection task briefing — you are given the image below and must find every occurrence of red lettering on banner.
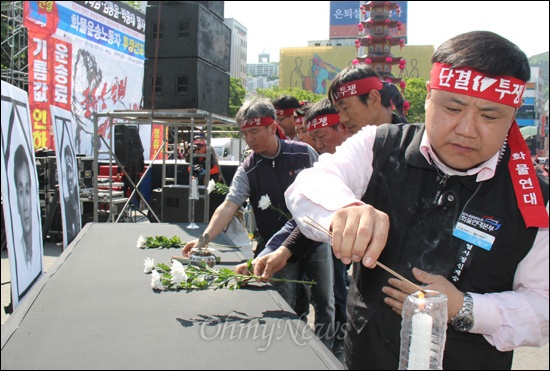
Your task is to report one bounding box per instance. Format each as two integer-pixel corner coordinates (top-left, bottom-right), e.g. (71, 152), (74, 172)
(150, 125), (163, 159)
(51, 39), (72, 111)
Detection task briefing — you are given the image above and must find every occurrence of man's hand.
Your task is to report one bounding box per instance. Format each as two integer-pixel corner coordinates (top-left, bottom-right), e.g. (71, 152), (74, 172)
(253, 247), (293, 279)
(382, 267), (465, 321)
(330, 204), (389, 268)
(234, 262), (250, 275)
(181, 239), (199, 257)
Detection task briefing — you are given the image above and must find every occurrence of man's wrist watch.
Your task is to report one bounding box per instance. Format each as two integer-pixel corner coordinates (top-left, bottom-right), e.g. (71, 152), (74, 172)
(451, 292), (474, 332)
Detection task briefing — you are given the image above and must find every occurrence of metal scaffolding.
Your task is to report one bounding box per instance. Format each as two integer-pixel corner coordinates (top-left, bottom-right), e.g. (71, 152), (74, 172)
(92, 108), (237, 224)
(1, 1), (28, 90)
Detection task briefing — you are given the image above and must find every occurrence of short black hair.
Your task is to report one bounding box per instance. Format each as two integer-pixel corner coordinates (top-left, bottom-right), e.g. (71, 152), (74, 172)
(272, 95), (301, 110)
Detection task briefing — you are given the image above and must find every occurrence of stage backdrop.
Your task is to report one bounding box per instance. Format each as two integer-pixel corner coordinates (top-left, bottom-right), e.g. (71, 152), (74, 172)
(51, 105), (82, 248)
(1, 81), (44, 309)
(23, 1), (150, 159)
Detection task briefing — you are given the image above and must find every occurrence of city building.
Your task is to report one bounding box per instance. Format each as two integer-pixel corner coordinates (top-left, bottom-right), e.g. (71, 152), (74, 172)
(518, 67), (547, 155)
(246, 75), (279, 93)
(247, 61), (279, 77)
(245, 55), (279, 94)
(224, 18), (248, 87)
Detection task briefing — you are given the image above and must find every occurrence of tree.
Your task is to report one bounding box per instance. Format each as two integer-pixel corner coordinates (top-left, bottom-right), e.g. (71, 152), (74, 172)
(229, 77), (246, 118)
(255, 86), (325, 103)
(403, 77), (427, 124)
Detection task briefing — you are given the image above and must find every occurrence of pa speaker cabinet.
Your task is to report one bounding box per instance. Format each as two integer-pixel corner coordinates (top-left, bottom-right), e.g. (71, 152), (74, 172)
(77, 156), (94, 189)
(160, 185), (225, 223)
(145, 2), (230, 72)
(195, 1), (224, 21)
(143, 57), (229, 116)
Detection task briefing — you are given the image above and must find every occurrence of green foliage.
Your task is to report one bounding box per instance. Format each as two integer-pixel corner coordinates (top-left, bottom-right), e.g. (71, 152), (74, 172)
(229, 77), (247, 118)
(121, 1), (142, 11)
(255, 86), (325, 103)
(143, 235), (183, 249)
(403, 77), (428, 124)
(149, 259), (316, 291)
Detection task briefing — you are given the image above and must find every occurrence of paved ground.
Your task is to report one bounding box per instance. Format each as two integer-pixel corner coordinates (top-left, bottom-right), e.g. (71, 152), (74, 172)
(1, 241), (548, 369)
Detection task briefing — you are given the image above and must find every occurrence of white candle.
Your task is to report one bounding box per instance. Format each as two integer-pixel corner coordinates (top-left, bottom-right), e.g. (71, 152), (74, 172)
(408, 312), (433, 370)
(190, 177), (199, 200)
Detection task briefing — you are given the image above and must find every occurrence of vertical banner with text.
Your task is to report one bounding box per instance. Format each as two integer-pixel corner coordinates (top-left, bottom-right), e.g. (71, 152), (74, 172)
(23, 1), (148, 158)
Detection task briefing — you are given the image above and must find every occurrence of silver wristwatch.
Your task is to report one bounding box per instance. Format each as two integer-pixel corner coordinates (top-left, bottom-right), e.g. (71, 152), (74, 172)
(451, 292), (474, 332)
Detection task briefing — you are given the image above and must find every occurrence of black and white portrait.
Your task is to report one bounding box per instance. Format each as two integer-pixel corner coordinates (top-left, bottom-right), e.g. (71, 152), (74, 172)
(1, 81), (44, 308)
(51, 106), (82, 247)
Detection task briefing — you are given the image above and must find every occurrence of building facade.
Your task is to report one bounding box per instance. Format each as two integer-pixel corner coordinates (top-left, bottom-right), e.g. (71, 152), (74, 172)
(224, 18), (248, 87)
(518, 67), (547, 155)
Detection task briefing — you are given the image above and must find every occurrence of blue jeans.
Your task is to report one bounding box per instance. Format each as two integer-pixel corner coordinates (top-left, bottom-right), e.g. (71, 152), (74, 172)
(272, 242), (335, 350)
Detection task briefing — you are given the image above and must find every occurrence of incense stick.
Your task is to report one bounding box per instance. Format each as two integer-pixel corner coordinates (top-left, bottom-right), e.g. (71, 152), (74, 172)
(303, 215), (427, 294)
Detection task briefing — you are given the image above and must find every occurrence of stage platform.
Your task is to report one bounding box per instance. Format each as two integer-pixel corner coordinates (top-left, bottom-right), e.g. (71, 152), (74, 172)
(1, 223), (342, 370)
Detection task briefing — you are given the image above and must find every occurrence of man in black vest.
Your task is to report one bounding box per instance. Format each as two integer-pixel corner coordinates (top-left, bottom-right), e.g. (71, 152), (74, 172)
(181, 98), (336, 349)
(284, 31), (549, 369)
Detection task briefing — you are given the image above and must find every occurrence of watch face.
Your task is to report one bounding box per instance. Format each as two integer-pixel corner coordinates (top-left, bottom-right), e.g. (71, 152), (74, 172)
(453, 314), (474, 332)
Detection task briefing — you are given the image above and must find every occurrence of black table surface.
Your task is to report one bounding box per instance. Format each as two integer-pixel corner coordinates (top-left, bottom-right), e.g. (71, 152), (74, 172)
(1, 223), (342, 370)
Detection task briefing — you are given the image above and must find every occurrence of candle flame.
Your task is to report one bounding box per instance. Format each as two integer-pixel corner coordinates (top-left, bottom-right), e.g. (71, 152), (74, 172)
(418, 290), (425, 310)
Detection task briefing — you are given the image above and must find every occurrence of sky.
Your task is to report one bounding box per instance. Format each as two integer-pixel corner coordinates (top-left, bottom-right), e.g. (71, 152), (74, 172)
(224, 1), (550, 64)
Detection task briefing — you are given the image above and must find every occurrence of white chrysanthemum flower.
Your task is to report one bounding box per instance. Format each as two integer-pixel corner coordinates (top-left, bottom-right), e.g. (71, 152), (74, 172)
(207, 179), (216, 194)
(258, 194), (271, 210)
(144, 257), (155, 273)
(136, 235), (147, 249)
(170, 260), (188, 285)
(151, 270), (164, 290)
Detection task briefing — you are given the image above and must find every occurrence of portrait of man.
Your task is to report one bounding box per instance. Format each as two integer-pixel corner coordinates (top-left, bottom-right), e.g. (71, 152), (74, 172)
(51, 105), (82, 248)
(1, 80), (44, 308)
(13, 144), (33, 269)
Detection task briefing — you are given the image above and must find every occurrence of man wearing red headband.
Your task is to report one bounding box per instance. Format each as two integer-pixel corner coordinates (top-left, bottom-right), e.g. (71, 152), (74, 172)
(182, 97), (318, 259)
(293, 101), (316, 149)
(285, 31), (548, 369)
(186, 136), (223, 185)
(328, 63), (408, 133)
(242, 98), (356, 362)
(181, 98), (335, 348)
(273, 94), (302, 140)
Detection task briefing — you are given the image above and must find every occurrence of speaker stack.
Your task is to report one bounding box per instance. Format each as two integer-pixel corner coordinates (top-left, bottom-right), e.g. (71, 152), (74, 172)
(143, 1), (230, 116)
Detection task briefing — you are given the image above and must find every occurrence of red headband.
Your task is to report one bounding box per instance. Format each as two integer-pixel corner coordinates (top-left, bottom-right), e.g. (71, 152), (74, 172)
(276, 108), (295, 117)
(294, 116), (304, 126)
(430, 62), (526, 108)
(307, 114), (341, 131)
(240, 116), (275, 129)
(430, 64), (545, 227)
(333, 77), (383, 101)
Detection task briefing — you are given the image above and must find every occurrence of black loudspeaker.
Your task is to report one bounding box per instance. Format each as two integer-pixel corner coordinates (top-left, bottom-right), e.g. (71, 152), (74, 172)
(195, 1), (224, 21)
(147, 185), (225, 223)
(143, 57), (229, 116)
(77, 156), (94, 189)
(145, 2), (230, 72)
(148, 1), (225, 23)
(114, 125), (145, 168)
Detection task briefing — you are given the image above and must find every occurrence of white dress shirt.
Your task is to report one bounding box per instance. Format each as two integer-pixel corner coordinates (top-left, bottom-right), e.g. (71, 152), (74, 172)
(285, 124), (549, 351)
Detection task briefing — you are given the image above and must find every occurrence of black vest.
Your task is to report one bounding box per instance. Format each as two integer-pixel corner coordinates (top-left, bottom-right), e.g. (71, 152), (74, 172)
(243, 140), (312, 251)
(345, 123), (549, 370)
